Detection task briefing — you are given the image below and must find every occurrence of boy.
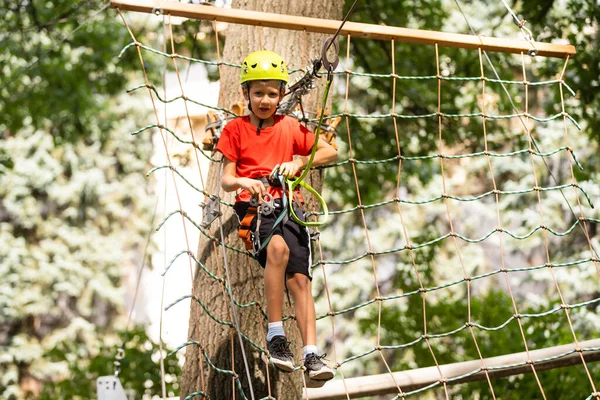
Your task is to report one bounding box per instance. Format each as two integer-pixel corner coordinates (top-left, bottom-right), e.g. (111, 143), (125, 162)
(216, 50), (337, 387)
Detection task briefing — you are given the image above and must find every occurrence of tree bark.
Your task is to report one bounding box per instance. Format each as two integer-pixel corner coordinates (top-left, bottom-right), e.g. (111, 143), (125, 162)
(181, 1), (344, 398)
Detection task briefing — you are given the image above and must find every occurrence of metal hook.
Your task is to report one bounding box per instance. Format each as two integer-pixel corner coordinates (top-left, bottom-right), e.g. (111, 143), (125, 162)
(321, 37), (340, 73)
(114, 347), (125, 376)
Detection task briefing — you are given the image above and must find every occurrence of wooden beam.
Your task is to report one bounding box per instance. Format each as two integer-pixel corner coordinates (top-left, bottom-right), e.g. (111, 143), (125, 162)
(110, 0), (575, 58)
(304, 339), (600, 399)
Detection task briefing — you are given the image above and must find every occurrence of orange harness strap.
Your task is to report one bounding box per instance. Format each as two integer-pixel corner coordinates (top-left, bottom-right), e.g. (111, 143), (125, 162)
(238, 206), (257, 251)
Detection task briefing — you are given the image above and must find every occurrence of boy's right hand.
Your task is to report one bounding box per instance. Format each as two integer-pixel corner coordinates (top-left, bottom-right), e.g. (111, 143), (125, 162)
(237, 177), (267, 201)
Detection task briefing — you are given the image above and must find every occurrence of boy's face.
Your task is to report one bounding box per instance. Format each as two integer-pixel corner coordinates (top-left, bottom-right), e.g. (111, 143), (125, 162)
(243, 80), (284, 120)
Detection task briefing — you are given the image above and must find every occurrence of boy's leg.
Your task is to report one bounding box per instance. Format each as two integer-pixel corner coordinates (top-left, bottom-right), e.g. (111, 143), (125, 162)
(262, 235), (294, 372)
(285, 272), (316, 346)
(265, 235), (289, 323)
(287, 273), (334, 385)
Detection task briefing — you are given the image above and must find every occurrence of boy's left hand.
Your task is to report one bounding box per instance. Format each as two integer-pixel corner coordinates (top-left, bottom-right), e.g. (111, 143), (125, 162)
(278, 159), (303, 178)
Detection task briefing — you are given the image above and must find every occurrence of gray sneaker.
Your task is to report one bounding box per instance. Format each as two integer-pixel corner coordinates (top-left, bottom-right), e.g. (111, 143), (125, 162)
(304, 353), (335, 385)
(263, 336), (295, 372)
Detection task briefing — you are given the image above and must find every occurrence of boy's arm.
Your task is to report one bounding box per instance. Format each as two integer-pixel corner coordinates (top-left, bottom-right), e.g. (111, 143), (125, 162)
(277, 138), (338, 178)
(221, 157), (267, 197)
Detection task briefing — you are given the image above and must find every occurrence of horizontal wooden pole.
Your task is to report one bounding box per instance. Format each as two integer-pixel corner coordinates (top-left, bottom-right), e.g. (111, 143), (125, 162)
(304, 339), (600, 399)
(110, 0), (575, 58)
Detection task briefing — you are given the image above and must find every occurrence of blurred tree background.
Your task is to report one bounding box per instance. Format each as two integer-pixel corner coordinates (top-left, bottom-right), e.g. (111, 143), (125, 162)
(314, 0), (599, 398)
(0, 0), (598, 398)
(0, 1), (182, 398)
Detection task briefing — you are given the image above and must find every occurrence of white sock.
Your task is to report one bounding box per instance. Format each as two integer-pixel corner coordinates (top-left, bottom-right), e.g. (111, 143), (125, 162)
(303, 345), (318, 359)
(267, 321), (285, 342)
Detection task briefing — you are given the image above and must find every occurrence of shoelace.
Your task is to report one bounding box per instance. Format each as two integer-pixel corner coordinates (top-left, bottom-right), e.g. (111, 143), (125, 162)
(271, 338), (294, 358)
(304, 353), (329, 368)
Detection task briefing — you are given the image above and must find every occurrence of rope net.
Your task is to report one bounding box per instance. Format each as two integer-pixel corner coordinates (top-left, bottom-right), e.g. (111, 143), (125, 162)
(115, 7), (599, 400)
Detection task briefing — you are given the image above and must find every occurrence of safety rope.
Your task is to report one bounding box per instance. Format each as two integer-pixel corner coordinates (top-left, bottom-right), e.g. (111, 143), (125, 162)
(216, 160), (257, 400)
(498, 0), (538, 56)
(283, 56), (335, 227)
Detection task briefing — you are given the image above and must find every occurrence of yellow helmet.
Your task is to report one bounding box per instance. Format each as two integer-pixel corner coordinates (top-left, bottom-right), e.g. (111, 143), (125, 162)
(240, 50), (289, 85)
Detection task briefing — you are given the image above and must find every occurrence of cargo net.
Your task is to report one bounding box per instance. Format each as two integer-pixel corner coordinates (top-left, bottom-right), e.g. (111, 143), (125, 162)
(115, 7), (600, 400)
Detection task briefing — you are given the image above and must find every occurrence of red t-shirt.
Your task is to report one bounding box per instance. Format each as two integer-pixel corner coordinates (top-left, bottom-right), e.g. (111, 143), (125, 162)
(216, 115), (316, 202)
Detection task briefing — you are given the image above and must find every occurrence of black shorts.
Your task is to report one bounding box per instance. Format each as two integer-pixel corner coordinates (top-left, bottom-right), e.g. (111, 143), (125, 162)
(233, 200), (312, 280)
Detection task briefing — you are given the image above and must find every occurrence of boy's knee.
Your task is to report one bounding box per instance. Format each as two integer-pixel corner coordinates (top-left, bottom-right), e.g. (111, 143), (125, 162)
(267, 237), (289, 264)
(288, 273), (311, 291)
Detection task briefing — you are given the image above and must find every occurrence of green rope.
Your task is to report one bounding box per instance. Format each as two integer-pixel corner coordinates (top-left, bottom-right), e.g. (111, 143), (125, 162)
(285, 73), (334, 227)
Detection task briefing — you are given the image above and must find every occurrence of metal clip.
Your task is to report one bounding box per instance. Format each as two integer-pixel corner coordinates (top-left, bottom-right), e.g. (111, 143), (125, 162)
(258, 193), (275, 216)
(321, 36), (340, 75)
(269, 164), (281, 180)
(276, 59), (322, 116)
(200, 197), (222, 228)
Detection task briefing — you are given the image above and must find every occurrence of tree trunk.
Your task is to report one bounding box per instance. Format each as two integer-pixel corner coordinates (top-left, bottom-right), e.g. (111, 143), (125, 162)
(181, 1), (344, 398)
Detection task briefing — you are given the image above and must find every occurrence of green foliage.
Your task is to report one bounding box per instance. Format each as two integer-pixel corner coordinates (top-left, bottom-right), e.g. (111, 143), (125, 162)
(520, 0), (600, 143)
(39, 326), (181, 400)
(0, 1), (162, 397)
(0, 103), (155, 397)
(0, 1), (143, 144)
(0, 146), (14, 173)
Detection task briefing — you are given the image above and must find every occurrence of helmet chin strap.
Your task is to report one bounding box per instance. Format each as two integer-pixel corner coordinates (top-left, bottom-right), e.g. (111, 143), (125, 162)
(257, 118), (264, 135)
(247, 101), (266, 135)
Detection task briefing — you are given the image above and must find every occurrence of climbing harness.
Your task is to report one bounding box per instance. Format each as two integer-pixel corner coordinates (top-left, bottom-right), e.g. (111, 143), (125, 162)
(238, 174), (291, 256)
(238, 202), (258, 251)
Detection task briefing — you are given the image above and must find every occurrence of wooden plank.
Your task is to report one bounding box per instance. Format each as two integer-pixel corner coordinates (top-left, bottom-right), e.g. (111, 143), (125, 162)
(304, 339), (600, 399)
(110, 0), (576, 58)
